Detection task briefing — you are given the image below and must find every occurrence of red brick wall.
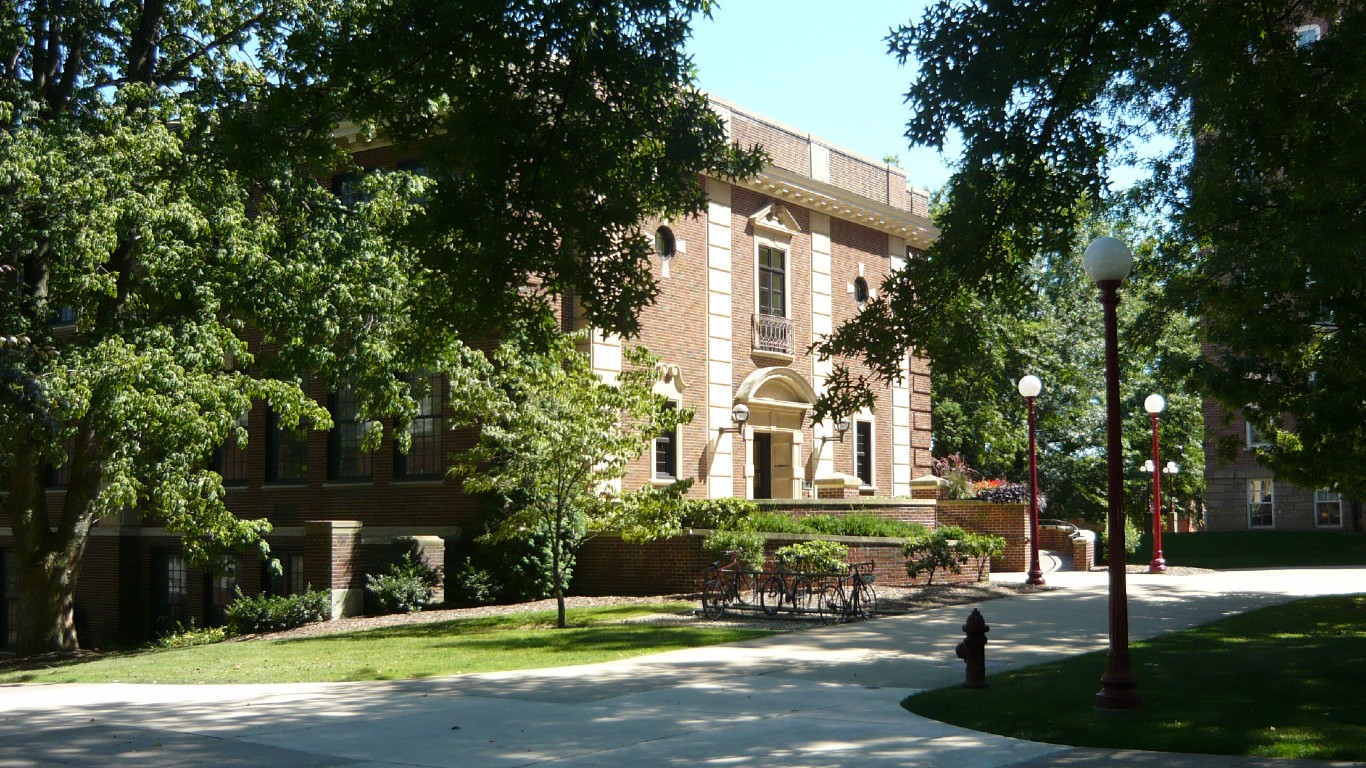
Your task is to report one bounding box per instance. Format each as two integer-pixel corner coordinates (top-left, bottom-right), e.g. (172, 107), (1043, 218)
(572, 530), (987, 596)
(935, 501), (1031, 573)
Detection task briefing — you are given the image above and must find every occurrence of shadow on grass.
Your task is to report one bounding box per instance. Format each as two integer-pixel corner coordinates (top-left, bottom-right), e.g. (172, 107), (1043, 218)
(903, 595), (1366, 761)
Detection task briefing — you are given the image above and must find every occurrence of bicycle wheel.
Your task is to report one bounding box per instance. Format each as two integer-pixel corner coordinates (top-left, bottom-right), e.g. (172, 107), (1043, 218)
(857, 580), (879, 620)
(701, 579), (726, 619)
(816, 584), (844, 626)
(732, 571), (756, 607)
(760, 576), (785, 616)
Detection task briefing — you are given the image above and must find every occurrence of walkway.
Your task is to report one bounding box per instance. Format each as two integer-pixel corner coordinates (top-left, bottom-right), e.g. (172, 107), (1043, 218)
(2, 568), (1364, 767)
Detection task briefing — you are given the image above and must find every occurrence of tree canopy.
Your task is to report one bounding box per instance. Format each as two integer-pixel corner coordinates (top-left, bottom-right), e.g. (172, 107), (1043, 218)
(0, 0), (759, 655)
(816, 0), (1366, 499)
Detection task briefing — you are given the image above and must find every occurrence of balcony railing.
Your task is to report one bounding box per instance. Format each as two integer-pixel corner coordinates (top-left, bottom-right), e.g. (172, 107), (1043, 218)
(752, 313), (793, 357)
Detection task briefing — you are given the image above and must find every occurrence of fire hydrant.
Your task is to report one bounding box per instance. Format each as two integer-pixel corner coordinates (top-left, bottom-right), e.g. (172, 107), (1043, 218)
(955, 608), (990, 688)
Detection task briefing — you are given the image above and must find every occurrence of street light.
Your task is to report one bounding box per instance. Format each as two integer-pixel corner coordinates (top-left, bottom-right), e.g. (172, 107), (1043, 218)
(1018, 375), (1045, 586)
(1164, 461), (1180, 532)
(1083, 235), (1142, 710)
(1144, 394), (1168, 574)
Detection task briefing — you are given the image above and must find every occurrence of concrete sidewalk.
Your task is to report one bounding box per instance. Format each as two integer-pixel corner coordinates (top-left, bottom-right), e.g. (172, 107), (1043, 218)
(2, 568), (1364, 767)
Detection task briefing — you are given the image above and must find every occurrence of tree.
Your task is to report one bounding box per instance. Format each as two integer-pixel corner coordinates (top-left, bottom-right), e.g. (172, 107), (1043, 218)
(451, 332), (691, 629)
(279, 0), (764, 341)
(815, 1), (1366, 500)
(0, 0), (759, 655)
(929, 212), (1205, 526)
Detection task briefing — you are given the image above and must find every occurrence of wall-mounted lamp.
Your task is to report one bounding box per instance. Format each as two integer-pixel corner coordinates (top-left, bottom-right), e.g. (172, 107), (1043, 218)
(717, 403), (750, 441)
(818, 415), (851, 448)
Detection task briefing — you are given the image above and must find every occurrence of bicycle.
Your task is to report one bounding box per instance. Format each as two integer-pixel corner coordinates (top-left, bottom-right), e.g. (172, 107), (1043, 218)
(759, 558), (818, 617)
(816, 560), (878, 625)
(700, 550), (759, 619)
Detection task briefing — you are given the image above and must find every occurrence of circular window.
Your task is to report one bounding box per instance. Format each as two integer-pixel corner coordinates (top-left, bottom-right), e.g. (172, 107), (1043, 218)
(854, 276), (870, 306)
(654, 226), (676, 260)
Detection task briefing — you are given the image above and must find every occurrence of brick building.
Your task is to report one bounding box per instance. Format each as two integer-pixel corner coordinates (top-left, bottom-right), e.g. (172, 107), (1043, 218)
(1202, 376), (1361, 534)
(0, 98), (938, 649)
(1199, 19), (1362, 535)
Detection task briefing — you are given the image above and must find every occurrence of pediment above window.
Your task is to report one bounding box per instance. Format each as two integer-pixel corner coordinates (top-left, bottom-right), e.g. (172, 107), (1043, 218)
(749, 202), (801, 238)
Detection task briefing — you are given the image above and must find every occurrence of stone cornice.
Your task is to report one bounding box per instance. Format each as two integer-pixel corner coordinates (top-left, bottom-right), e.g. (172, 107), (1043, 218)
(729, 165), (939, 249)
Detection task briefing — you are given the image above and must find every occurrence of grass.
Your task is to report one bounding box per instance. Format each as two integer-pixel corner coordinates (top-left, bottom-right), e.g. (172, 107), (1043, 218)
(1128, 530), (1366, 569)
(903, 595), (1366, 761)
(0, 603), (771, 685)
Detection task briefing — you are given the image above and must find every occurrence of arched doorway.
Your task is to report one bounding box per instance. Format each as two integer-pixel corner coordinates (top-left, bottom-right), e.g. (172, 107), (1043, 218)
(734, 367), (818, 500)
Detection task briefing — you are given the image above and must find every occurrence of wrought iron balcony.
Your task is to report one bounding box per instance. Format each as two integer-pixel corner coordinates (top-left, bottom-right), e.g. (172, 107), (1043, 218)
(752, 313), (793, 357)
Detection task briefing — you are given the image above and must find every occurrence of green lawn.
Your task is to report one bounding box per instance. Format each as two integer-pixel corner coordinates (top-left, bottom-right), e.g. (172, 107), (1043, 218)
(1129, 530), (1366, 569)
(0, 604), (771, 685)
(903, 595), (1366, 761)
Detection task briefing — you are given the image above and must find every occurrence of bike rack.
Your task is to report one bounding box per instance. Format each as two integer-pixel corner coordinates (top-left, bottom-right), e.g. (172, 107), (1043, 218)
(700, 560), (878, 624)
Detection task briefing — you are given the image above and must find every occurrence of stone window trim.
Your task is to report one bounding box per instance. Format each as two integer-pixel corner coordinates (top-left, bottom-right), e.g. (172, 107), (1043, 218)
(653, 401), (681, 484)
(854, 419), (874, 489)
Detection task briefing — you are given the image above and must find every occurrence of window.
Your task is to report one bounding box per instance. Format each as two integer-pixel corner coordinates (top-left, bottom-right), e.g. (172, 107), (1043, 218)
(1314, 489), (1342, 528)
(54, 306), (77, 325)
(263, 552), (306, 597)
(152, 550), (188, 635)
(395, 373), (443, 479)
(654, 226), (676, 260)
(1246, 421), (1269, 448)
(1295, 24), (1321, 47)
(333, 172), (368, 207)
(1248, 479), (1275, 528)
(210, 413), (249, 485)
(266, 408), (308, 483)
(758, 245), (786, 317)
(397, 159), (429, 177)
(853, 276), (870, 307)
(1, 550), (17, 648)
(654, 402), (679, 481)
(328, 384), (372, 482)
(206, 556), (240, 626)
(854, 421), (873, 488)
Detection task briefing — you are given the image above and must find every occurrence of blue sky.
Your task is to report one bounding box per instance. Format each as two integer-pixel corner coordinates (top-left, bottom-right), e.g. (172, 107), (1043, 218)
(686, 0), (955, 192)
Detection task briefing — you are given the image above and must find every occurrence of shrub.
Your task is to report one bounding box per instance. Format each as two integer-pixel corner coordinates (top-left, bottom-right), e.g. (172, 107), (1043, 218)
(366, 553), (443, 615)
(973, 481), (1026, 504)
(903, 527), (1003, 584)
(802, 514), (929, 539)
(452, 493), (561, 604)
(931, 453), (977, 500)
(774, 540), (849, 573)
(959, 533), (1007, 580)
(447, 557), (500, 606)
(742, 511), (809, 534)
(903, 530), (964, 585)
(225, 587), (331, 635)
(681, 497), (759, 530)
(702, 529), (766, 571)
(1098, 515), (1142, 562)
(154, 620), (228, 648)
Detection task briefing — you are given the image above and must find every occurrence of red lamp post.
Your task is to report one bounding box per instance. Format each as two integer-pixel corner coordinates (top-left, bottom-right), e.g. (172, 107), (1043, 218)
(1084, 235), (1142, 711)
(1018, 375), (1045, 586)
(1144, 394), (1167, 574)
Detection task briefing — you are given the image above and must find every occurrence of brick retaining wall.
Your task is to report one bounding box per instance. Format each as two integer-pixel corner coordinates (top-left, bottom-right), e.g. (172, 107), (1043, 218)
(934, 501), (1031, 573)
(573, 530), (987, 596)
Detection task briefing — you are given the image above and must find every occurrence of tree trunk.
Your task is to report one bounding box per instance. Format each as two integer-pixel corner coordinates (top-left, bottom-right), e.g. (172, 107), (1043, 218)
(7, 436), (99, 656)
(553, 511), (566, 629)
(15, 545), (83, 655)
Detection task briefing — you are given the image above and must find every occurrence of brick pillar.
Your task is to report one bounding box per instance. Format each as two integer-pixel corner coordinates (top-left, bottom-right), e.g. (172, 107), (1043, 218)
(305, 520), (363, 619)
